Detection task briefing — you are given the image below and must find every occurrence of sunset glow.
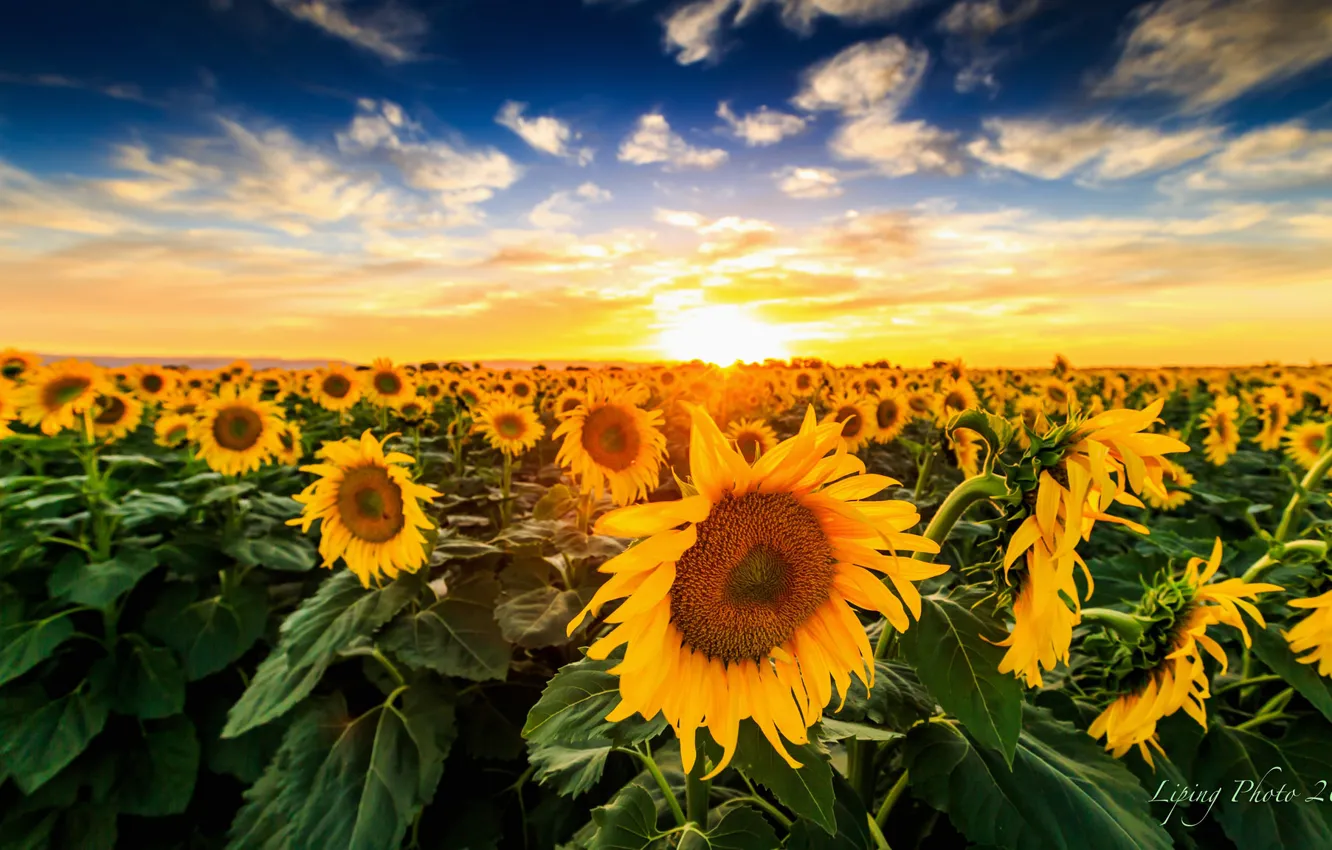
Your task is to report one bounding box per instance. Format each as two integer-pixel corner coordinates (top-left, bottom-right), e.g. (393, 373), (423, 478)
(657, 305), (791, 366)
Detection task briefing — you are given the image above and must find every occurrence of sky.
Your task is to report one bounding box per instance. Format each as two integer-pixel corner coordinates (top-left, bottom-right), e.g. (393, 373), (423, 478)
(0, 0), (1330, 368)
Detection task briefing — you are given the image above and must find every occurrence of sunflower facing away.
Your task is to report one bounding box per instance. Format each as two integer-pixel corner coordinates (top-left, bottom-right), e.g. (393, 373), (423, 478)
(554, 382), (666, 507)
(725, 418), (778, 463)
(1254, 387), (1291, 451)
(475, 397), (545, 456)
(192, 384), (285, 476)
(289, 430), (441, 587)
(14, 359), (110, 436)
(566, 404), (943, 776)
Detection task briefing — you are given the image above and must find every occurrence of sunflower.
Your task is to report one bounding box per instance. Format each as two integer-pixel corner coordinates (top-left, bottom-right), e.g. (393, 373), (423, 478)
(1284, 421), (1328, 471)
(870, 392), (908, 444)
(1200, 395), (1240, 466)
(509, 377), (536, 402)
(455, 380), (488, 409)
(288, 430), (441, 587)
(132, 365), (178, 402)
(475, 398), (545, 456)
(935, 379), (979, 423)
(14, 359), (110, 436)
(725, 418), (778, 463)
(275, 422), (305, 466)
(90, 392), (144, 443)
(0, 379), (16, 438)
(154, 412), (194, 448)
(1089, 540), (1280, 765)
(822, 393), (877, 452)
(192, 384), (285, 476)
(949, 427), (982, 477)
(1142, 458), (1194, 511)
(363, 358), (414, 409)
(789, 369), (818, 397)
(567, 404), (943, 775)
(552, 389), (586, 419)
(1039, 378), (1074, 415)
(554, 383), (666, 507)
(0, 349), (41, 382)
(904, 390), (934, 422)
(1254, 387), (1291, 451)
(397, 399), (429, 425)
(310, 364), (362, 412)
(1284, 591), (1332, 677)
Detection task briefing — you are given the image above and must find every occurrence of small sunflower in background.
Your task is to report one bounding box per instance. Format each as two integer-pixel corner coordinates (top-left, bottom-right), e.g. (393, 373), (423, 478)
(0, 378), (17, 438)
(0, 348), (41, 382)
(822, 392), (877, 452)
(935, 379), (979, 423)
(1200, 394), (1241, 465)
(275, 422), (305, 466)
(90, 392), (144, 443)
(1039, 377), (1074, 415)
(289, 430), (441, 587)
(554, 381), (666, 507)
(904, 388), (934, 422)
(455, 380), (487, 409)
(475, 397), (545, 456)
(1253, 386), (1292, 451)
(949, 426), (982, 477)
(508, 376), (536, 403)
(310, 363), (361, 412)
(1142, 458), (1194, 511)
(155, 412), (194, 448)
(552, 389), (586, 419)
(870, 391), (908, 444)
(1284, 591), (1332, 677)
(725, 417), (777, 463)
(132, 365), (177, 402)
(397, 399), (429, 426)
(789, 368), (818, 397)
(363, 358), (414, 409)
(14, 359), (110, 436)
(193, 384), (284, 476)
(1284, 421), (1328, 471)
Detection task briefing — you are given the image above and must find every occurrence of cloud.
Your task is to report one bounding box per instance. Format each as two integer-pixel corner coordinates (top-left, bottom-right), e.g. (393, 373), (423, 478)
(664, 0), (736, 64)
(495, 101), (594, 164)
(716, 102), (808, 146)
(937, 0), (1045, 93)
(775, 166), (844, 198)
(528, 182), (612, 229)
(654, 208), (709, 228)
(0, 72), (161, 106)
(618, 113), (729, 170)
(792, 36), (929, 115)
(1167, 121), (1332, 192)
(831, 112), (966, 176)
(968, 117), (1223, 180)
(1094, 0), (1332, 111)
(267, 0), (428, 63)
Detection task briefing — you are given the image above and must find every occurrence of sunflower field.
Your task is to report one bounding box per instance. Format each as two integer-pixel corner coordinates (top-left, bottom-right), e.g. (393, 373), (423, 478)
(3, 349), (1332, 850)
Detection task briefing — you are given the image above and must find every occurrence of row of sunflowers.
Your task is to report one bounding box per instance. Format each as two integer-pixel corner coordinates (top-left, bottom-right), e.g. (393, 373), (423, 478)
(1, 347), (1331, 850)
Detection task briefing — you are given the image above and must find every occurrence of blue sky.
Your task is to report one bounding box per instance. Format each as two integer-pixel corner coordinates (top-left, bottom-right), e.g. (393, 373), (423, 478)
(1, 0), (1330, 366)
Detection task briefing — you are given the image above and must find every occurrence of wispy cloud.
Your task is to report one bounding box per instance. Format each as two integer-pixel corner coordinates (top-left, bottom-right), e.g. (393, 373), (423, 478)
(495, 102), (594, 165)
(716, 101), (807, 146)
(968, 117), (1223, 181)
(267, 0), (428, 63)
(0, 72), (161, 106)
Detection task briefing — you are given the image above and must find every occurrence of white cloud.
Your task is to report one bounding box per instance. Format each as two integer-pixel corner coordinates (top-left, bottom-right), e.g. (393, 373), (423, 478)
(618, 113), (729, 170)
(740, 0), (927, 34)
(967, 117), (1223, 181)
(267, 0), (428, 64)
(937, 0), (1044, 93)
(1168, 121), (1332, 192)
(495, 101), (594, 165)
(664, 0), (736, 65)
(1094, 0), (1332, 111)
(716, 101), (808, 146)
(528, 182), (612, 229)
(654, 208), (709, 228)
(831, 111), (966, 177)
(775, 166), (844, 198)
(792, 36), (929, 116)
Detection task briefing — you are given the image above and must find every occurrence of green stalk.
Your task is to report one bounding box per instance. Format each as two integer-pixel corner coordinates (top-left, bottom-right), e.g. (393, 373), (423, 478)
(874, 769), (910, 830)
(912, 441), (937, 502)
(685, 751), (711, 827)
(866, 813), (893, 850)
(1080, 608), (1149, 642)
(500, 452), (513, 528)
(618, 747), (686, 827)
(1241, 539), (1328, 583)
(1273, 438), (1332, 542)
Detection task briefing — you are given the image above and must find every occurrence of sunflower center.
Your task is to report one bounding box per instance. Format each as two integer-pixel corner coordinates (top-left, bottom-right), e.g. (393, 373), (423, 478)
(945, 390), (967, 410)
(1048, 386), (1067, 403)
(374, 372), (402, 395)
(908, 395), (930, 413)
(324, 374), (351, 398)
(835, 406), (861, 438)
(796, 374), (812, 391)
(42, 376), (92, 410)
(166, 425), (188, 444)
(94, 396), (127, 425)
(496, 413), (524, 439)
(671, 492), (834, 662)
(337, 465), (406, 543)
(2, 359), (23, 379)
(141, 374), (164, 394)
(876, 398), (900, 429)
(513, 383), (531, 398)
(213, 406), (263, 451)
(582, 405), (640, 471)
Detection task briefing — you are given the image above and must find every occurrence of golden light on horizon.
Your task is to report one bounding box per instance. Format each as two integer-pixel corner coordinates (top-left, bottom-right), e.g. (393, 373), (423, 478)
(657, 305), (790, 366)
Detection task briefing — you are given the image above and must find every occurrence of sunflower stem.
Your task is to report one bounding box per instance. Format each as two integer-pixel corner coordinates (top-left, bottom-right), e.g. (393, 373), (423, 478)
(912, 440), (937, 502)
(910, 472), (1009, 563)
(1080, 608), (1149, 642)
(685, 749), (711, 827)
(866, 812), (894, 850)
(1240, 539), (1328, 583)
(1274, 437), (1332, 542)
(620, 746), (686, 827)
(874, 769), (910, 830)
(500, 452), (513, 528)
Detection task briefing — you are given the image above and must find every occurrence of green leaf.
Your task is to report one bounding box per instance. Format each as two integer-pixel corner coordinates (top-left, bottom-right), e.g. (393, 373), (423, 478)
(898, 593), (1022, 764)
(904, 705), (1173, 850)
(118, 715), (200, 816)
(48, 547), (159, 607)
(64, 804), (117, 850)
(948, 409), (1016, 459)
(202, 482), (257, 505)
(108, 491), (188, 529)
(1279, 717), (1332, 833)
(589, 784), (666, 850)
(1194, 723), (1332, 850)
(833, 660), (933, 731)
(431, 532), (502, 562)
(0, 611), (76, 687)
(732, 720), (837, 836)
(534, 484), (576, 521)
(522, 655), (666, 747)
(146, 582), (268, 680)
(0, 667), (112, 794)
(112, 642), (186, 719)
(1251, 624), (1332, 724)
(223, 570), (421, 738)
(382, 572), (512, 682)
(100, 453), (161, 468)
(224, 534), (317, 573)
(786, 774), (873, 850)
(529, 740), (613, 797)
(679, 806), (779, 850)
(816, 718), (903, 743)
(495, 585), (585, 648)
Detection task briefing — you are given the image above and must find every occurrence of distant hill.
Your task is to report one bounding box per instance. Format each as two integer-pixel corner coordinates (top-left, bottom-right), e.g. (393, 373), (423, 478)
(38, 354), (661, 371)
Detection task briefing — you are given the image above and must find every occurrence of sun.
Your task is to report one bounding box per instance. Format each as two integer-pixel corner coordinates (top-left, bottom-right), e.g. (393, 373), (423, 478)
(657, 305), (790, 365)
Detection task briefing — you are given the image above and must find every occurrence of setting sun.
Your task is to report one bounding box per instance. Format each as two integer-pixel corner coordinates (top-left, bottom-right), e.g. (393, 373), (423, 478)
(657, 305), (790, 365)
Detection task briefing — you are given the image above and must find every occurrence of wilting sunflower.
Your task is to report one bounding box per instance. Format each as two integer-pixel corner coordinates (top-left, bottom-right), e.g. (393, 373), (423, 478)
(14, 359), (110, 436)
(289, 430), (441, 587)
(310, 364), (362, 412)
(1284, 421), (1328, 471)
(363, 358), (414, 409)
(870, 392), (908, 444)
(1284, 591), (1332, 677)
(725, 418), (778, 463)
(192, 384), (285, 476)
(1142, 458), (1194, 511)
(1254, 387), (1291, 451)
(132, 365), (177, 402)
(567, 404), (943, 775)
(475, 398), (545, 456)
(554, 382), (666, 506)
(155, 412), (194, 448)
(822, 393), (877, 452)
(90, 392), (144, 443)
(275, 422), (305, 466)
(1089, 540), (1280, 765)
(1200, 395), (1241, 466)
(0, 348), (41, 382)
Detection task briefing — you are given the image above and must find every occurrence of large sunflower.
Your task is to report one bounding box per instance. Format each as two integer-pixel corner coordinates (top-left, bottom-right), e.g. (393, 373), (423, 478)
(363, 358), (414, 409)
(192, 384), (285, 476)
(475, 398), (545, 456)
(310, 363), (362, 412)
(289, 430), (441, 586)
(566, 404), (943, 776)
(14, 359), (110, 436)
(725, 417), (778, 463)
(91, 392), (144, 443)
(554, 383), (666, 506)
